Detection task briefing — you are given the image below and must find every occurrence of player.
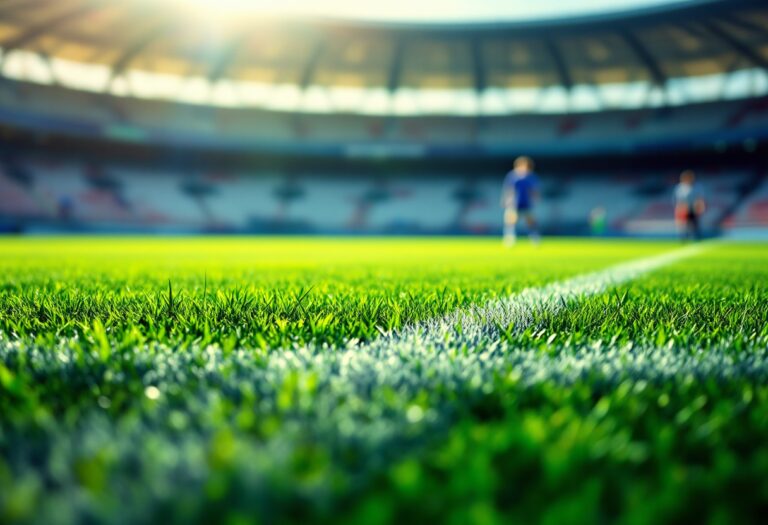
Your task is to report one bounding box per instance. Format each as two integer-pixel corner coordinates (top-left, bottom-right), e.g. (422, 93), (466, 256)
(674, 170), (705, 241)
(501, 156), (540, 246)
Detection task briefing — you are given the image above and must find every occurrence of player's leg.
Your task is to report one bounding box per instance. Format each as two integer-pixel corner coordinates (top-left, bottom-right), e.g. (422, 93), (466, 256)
(524, 211), (540, 245)
(675, 205), (687, 241)
(689, 211), (700, 241)
(503, 208), (517, 246)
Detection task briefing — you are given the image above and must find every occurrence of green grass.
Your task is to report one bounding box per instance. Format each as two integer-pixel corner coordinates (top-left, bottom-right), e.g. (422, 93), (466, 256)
(1, 237), (767, 524)
(513, 243), (768, 350)
(0, 237), (667, 348)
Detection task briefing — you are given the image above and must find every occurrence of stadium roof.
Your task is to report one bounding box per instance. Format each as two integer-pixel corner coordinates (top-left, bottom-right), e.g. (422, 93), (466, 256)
(0, 0), (767, 114)
(162, 0), (695, 24)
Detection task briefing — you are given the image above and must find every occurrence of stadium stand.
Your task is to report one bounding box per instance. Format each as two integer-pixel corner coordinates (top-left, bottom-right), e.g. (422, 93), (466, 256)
(1, 154), (763, 236)
(1, 80), (767, 151)
(0, 0), (766, 236)
(724, 175), (768, 230)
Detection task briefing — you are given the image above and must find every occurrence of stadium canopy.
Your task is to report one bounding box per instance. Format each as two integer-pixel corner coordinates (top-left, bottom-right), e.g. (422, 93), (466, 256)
(0, 0), (767, 115)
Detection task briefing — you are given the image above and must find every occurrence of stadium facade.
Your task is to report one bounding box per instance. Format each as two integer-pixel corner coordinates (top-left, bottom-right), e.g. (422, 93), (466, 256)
(0, 0), (766, 235)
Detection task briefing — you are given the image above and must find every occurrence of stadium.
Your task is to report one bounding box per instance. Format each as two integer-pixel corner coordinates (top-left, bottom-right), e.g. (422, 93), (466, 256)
(0, 0), (767, 523)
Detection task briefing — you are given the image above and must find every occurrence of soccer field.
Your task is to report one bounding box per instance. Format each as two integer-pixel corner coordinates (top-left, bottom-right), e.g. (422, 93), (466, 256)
(1, 237), (767, 524)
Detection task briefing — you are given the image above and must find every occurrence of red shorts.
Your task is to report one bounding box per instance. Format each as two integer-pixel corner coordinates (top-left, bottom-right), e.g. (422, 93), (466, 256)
(675, 207), (690, 222)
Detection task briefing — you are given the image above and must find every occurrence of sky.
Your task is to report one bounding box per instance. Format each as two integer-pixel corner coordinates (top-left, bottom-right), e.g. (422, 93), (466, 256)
(176, 0), (693, 23)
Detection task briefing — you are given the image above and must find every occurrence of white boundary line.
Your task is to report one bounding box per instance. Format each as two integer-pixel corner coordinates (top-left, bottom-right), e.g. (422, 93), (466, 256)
(7, 242), (767, 470)
(0, 244), (711, 383)
(261, 243), (710, 387)
(386, 243), (706, 348)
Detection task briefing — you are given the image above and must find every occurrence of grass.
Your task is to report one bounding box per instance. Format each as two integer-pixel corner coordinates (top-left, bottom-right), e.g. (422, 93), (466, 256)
(0, 237), (766, 524)
(514, 244), (768, 350)
(0, 237), (667, 348)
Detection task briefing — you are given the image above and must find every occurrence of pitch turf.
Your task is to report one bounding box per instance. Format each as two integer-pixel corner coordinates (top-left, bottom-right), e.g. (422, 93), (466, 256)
(0, 237), (767, 524)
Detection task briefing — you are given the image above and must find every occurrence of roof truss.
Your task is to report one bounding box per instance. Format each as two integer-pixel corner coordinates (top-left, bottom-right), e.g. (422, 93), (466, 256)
(388, 40), (404, 92)
(208, 31), (249, 83)
(623, 31), (666, 86)
(0, 0), (105, 57)
(545, 39), (572, 90)
(300, 40), (325, 89)
(470, 38), (486, 93)
(108, 20), (174, 84)
(703, 21), (768, 71)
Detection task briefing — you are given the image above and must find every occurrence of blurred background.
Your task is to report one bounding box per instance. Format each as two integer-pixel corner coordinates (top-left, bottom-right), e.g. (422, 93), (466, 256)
(0, 0), (766, 237)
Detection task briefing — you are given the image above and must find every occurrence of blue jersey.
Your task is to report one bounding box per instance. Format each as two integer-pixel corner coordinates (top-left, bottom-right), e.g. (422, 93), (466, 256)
(504, 171), (539, 210)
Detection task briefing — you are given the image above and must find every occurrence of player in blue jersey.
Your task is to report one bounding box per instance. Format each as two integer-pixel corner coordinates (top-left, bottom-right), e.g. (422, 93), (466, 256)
(501, 156), (541, 246)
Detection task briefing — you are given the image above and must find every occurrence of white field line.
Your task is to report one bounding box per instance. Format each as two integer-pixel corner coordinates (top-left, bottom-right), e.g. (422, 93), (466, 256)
(179, 241), (765, 429)
(259, 243), (715, 389)
(381, 243), (707, 348)
(5, 241), (767, 463)
(0, 244), (710, 382)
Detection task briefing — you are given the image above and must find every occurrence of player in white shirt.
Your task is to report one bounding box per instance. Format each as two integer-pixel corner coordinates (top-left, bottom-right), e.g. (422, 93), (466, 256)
(674, 170), (705, 241)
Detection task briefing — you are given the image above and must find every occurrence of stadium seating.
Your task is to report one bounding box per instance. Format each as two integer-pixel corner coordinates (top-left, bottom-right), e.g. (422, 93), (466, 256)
(0, 82), (112, 125)
(2, 153), (762, 236)
(724, 175), (768, 229)
(1, 80), (767, 153)
(1, 79), (764, 236)
(0, 165), (44, 218)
